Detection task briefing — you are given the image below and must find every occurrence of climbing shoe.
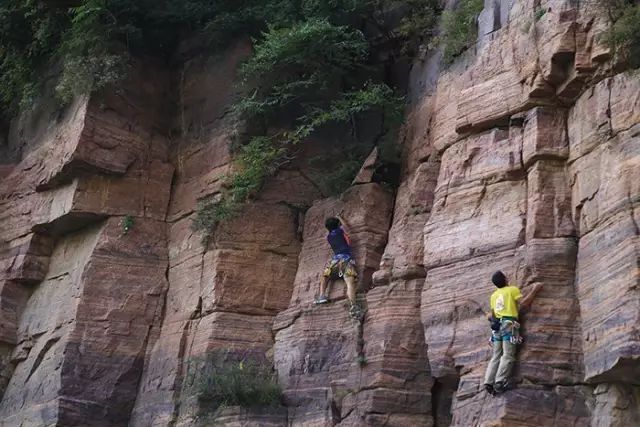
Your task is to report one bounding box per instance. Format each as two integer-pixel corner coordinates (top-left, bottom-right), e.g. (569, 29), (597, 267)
(349, 304), (364, 320)
(314, 295), (329, 304)
(484, 384), (496, 396)
(493, 381), (512, 394)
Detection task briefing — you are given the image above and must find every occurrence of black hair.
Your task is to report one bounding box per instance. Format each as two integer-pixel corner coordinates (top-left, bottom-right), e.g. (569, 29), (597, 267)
(491, 271), (507, 288)
(325, 217), (341, 231)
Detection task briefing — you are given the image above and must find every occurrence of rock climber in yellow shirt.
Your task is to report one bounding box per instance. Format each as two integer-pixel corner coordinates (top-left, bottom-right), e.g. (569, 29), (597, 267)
(483, 270), (543, 395)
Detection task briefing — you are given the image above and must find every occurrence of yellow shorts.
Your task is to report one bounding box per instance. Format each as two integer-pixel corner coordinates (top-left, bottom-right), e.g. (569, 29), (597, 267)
(323, 256), (357, 279)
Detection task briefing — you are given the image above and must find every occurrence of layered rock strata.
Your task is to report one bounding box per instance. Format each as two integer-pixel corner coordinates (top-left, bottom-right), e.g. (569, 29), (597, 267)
(0, 0), (638, 426)
(0, 66), (173, 426)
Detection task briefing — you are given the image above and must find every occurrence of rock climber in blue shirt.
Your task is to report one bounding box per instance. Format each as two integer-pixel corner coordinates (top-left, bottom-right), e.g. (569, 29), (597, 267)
(314, 216), (358, 313)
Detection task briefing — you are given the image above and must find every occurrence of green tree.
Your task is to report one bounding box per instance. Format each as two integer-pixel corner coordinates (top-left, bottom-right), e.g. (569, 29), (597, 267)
(600, 0), (640, 69)
(439, 0), (483, 65)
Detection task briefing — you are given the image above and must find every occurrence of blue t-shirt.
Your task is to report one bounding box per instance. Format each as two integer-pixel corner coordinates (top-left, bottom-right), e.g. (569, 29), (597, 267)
(327, 227), (352, 257)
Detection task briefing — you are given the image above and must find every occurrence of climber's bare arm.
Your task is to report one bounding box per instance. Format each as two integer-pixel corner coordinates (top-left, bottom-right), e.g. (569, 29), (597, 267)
(519, 283), (543, 311)
(336, 214), (350, 235)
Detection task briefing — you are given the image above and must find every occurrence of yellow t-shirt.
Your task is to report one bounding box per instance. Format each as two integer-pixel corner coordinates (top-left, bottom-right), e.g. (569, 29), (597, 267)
(490, 285), (522, 319)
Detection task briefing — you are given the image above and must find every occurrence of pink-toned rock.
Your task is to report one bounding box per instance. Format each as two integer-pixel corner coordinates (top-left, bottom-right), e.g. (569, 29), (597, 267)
(568, 73), (640, 161)
(422, 249), (520, 380)
(343, 279), (432, 427)
(130, 41), (321, 427)
(570, 126), (640, 236)
(201, 204), (301, 315)
(0, 165), (13, 180)
(591, 383), (640, 427)
(1, 1), (640, 425)
(517, 238), (583, 385)
(424, 167), (526, 268)
(522, 107), (569, 168)
(274, 303), (357, 426)
(0, 56), (174, 427)
(449, 385), (591, 427)
(0, 233), (52, 285)
(374, 168), (435, 283)
(352, 147), (379, 184)
(426, 73), (462, 153)
(201, 406), (288, 427)
(0, 217), (168, 426)
(575, 208), (640, 382)
(286, 183), (393, 307)
(273, 183), (394, 425)
(526, 160), (574, 239)
(166, 41), (252, 223)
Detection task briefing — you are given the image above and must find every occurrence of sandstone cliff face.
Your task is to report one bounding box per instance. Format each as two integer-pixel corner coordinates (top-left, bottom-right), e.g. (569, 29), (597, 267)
(0, 1), (639, 426)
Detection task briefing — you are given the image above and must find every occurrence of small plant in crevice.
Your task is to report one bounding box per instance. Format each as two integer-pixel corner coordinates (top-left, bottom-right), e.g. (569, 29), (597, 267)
(184, 354), (281, 410)
(534, 7), (547, 22)
(357, 355), (368, 367)
(438, 0), (484, 65)
(121, 215), (134, 234)
(332, 388), (351, 402)
(191, 136), (290, 241)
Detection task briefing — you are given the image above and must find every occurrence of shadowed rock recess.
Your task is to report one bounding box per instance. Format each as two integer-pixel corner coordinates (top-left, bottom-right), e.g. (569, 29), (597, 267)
(0, 1), (639, 426)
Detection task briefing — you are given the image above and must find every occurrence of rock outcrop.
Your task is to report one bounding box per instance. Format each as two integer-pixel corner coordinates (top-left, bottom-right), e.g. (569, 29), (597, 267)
(0, 65), (173, 426)
(0, 1), (639, 426)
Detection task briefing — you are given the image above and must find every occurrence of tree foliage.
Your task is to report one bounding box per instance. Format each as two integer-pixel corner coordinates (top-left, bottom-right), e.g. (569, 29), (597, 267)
(1, 0), (442, 121)
(599, 0), (640, 69)
(439, 0), (483, 65)
(0, 2), (66, 117)
(0, 0), (302, 118)
(0, 1), (442, 241)
(235, 19), (370, 121)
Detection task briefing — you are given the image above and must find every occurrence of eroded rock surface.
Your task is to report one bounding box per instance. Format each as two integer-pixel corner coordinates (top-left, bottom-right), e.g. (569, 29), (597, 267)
(0, 64), (173, 426)
(0, 0), (639, 426)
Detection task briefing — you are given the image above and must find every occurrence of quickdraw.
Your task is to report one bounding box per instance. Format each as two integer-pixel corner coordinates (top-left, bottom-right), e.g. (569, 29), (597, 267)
(490, 318), (524, 344)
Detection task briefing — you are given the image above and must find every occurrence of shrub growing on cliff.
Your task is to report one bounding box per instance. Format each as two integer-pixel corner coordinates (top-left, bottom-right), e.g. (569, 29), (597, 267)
(192, 136), (290, 240)
(54, 0), (130, 102)
(1, 1), (416, 241)
(193, 20), (404, 238)
(439, 0), (484, 65)
(599, 0), (640, 69)
(397, 0), (442, 54)
(0, 2), (67, 118)
(0, 0), (302, 118)
(235, 19), (370, 122)
(186, 355), (281, 408)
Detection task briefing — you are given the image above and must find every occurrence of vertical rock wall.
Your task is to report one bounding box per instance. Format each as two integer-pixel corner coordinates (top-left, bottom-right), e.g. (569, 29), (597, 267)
(0, 1), (638, 426)
(273, 183), (396, 426)
(0, 64), (174, 426)
(130, 42), (322, 427)
(410, 0), (639, 425)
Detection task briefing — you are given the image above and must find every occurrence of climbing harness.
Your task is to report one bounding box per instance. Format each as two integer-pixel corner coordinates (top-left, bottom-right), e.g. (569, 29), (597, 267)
(490, 317), (523, 344)
(323, 254), (357, 279)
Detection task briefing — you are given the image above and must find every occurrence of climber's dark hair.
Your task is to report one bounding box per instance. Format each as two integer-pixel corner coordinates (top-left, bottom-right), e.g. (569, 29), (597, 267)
(325, 217), (341, 231)
(492, 271), (508, 288)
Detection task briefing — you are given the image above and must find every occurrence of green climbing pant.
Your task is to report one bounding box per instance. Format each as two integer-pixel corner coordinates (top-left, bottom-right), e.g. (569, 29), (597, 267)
(484, 338), (517, 385)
